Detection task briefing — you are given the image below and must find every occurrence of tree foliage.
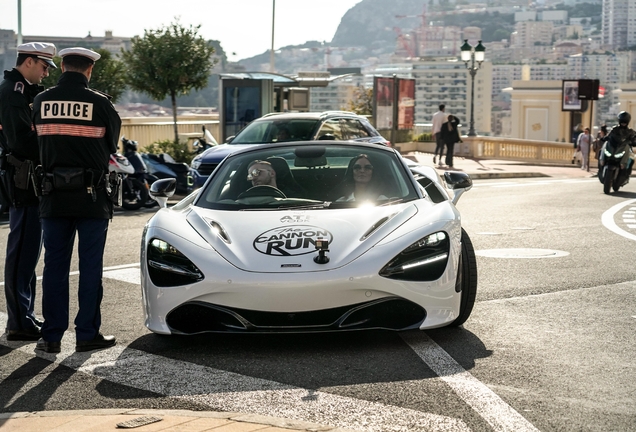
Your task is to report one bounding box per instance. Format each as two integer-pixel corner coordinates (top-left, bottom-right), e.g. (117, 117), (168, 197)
(346, 86), (373, 116)
(121, 19), (217, 143)
(41, 49), (127, 103)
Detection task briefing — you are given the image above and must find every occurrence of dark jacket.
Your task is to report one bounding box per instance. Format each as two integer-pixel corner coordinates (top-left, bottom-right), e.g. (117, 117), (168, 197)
(32, 72), (121, 219)
(0, 68), (44, 206)
(440, 115), (461, 145)
(606, 125), (636, 168)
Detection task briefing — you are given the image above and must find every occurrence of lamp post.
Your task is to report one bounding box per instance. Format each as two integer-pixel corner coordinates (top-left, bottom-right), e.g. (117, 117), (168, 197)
(460, 39), (485, 137)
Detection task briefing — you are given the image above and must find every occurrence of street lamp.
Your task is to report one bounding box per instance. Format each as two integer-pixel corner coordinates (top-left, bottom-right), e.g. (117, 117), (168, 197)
(460, 39), (486, 137)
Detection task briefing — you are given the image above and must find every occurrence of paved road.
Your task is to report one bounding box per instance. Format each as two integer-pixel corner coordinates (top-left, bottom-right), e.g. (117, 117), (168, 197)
(1, 176), (635, 431)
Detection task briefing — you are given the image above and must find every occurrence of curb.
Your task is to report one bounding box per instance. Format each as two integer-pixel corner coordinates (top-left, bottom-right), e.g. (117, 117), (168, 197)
(0, 409), (359, 432)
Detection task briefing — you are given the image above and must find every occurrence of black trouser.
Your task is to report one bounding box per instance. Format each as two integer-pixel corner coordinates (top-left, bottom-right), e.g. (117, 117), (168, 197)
(4, 205), (42, 331)
(445, 142), (456, 167)
(434, 133), (445, 159)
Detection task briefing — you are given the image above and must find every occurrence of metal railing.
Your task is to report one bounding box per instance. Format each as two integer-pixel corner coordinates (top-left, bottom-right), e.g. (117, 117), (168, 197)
(397, 136), (576, 165)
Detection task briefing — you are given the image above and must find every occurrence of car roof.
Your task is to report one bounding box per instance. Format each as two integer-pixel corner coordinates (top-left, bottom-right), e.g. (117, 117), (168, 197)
(257, 111), (366, 121)
(221, 139), (397, 159)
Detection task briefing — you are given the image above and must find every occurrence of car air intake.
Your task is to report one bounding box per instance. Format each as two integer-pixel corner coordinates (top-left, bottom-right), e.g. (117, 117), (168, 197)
(166, 298), (425, 334)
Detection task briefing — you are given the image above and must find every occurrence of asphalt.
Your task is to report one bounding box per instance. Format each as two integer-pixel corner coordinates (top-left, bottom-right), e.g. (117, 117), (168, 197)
(0, 152), (604, 432)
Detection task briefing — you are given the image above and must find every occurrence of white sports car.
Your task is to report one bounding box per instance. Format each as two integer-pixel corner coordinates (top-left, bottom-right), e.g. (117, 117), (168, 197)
(141, 141), (477, 334)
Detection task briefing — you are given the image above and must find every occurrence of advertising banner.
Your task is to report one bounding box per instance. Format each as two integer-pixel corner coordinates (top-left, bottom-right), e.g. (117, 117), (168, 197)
(562, 80), (581, 111)
(374, 77), (394, 129)
(398, 79), (415, 130)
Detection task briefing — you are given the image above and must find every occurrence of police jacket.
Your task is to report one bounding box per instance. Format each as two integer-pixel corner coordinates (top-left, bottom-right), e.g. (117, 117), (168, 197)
(0, 68), (43, 206)
(32, 71), (121, 219)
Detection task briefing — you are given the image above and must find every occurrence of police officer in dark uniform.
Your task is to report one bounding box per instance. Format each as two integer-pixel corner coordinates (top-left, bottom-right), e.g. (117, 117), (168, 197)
(32, 47), (121, 353)
(0, 42), (56, 341)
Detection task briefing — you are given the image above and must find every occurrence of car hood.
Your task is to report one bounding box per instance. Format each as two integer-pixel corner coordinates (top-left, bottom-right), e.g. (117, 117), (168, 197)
(200, 143), (258, 163)
(184, 201), (448, 273)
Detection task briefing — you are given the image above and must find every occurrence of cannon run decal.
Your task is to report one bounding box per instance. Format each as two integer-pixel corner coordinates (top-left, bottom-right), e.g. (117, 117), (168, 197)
(254, 225), (333, 256)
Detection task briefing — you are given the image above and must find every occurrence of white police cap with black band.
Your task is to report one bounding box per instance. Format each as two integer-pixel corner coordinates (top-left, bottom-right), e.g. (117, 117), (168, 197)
(17, 42), (57, 68)
(59, 47), (101, 62)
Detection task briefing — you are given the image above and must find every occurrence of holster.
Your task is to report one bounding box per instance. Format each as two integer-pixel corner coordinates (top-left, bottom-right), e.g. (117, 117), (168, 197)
(7, 154), (34, 191)
(0, 148), (15, 206)
(106, 171), (122, 207)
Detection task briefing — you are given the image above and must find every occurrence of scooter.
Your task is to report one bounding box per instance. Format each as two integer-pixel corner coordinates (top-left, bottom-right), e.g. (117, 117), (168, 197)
(121, 137), (157, 208)
(598, 135), (635, 194)
(192, 125), (217, 154)
(109, 141), (150, 210)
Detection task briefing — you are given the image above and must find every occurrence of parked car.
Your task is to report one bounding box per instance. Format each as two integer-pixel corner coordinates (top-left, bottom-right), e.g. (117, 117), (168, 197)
(142, 141), (477, 335)
(189, 111), (389, 189)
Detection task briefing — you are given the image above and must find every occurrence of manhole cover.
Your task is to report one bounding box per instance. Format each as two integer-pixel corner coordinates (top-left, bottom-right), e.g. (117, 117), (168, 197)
(475, 248), (569, 259)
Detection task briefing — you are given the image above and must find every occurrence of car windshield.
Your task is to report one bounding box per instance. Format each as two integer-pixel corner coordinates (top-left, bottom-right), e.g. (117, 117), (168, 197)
(229, 119), (320, 144)
(195, 144), (419, 210)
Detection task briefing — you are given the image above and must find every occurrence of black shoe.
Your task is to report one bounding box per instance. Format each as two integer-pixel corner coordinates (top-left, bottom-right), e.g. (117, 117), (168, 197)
(6, 327), (41, 341)
(76, 334), (116, 352)
(35, 338), (61, 353)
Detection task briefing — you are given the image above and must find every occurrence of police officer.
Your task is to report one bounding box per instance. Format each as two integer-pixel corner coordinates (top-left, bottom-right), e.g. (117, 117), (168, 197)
(0, 42), (56, 341)
(32, 47), (121, 353)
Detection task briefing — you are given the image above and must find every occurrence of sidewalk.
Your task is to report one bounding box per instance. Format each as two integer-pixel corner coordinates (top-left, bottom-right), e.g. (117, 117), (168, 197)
(0, 409), (358, 432)
(404, 151), (600, 180)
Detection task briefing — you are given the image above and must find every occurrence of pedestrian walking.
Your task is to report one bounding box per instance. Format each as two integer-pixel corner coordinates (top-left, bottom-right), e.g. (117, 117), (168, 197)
(431, 104), (447, 166)
(0, 42), (57, 341)
(576, 127), (592, 171)
(593, 125), (608, 160)
(32, 47), (122, 354)
(441, 114), (462, 168)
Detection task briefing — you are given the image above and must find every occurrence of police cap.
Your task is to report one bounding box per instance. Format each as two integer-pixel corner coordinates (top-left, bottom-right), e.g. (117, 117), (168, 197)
(17, 42), (57, 69)
(59, 47), (101, 63)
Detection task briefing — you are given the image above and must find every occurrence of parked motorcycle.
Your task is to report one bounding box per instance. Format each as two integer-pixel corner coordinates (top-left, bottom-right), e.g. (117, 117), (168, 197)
(598, 135), (635, 194)
(109, 138), (150, 210)
(141, 152), (191, 195)
(192, 125), (217, 154)
(121, 137), (158, 208)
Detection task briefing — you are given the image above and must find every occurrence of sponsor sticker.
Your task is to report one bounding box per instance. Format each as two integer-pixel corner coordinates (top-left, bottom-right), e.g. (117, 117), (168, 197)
(254, 225), (333, 256)
(280, 215), (310, 223)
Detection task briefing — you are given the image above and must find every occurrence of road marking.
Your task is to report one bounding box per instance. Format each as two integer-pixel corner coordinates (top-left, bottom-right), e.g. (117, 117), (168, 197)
(401, 332), (539, 432)
(602, 199), (636, 241)
(0, 311), (469, 432)
(0, 263), (139, 287)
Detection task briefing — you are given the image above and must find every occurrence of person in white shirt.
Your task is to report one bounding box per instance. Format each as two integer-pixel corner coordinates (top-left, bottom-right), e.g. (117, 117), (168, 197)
(431, 104), (448, 165)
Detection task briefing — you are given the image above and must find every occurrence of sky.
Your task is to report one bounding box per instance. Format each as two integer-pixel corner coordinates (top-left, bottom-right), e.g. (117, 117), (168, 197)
(0, 0), (363, 61)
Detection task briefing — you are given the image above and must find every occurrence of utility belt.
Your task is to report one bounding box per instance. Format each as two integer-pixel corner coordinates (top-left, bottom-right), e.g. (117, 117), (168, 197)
(39, 167), (121, 205)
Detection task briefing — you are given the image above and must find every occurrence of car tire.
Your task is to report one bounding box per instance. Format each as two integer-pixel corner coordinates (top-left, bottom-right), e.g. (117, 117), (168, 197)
(450, 228), (478, 327)
(603, 166), (614, 194)
(122, 178), (149, 210)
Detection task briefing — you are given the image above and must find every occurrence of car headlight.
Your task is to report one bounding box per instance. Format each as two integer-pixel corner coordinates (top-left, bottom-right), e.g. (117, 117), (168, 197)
(191, 157), (202, 171)
(379, 231), (450, 281)
(147, 238), (204, 287)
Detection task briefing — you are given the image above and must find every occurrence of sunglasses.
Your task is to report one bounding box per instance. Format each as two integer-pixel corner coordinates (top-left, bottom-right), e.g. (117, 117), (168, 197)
(353, 164), (373, 171)
(37, 59), (50, 72)
(247, 168), (267, 180)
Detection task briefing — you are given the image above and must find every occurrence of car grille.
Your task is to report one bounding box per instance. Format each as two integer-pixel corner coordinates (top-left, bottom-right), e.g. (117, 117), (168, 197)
(196, 163), (217, 176)
(165, 298), (426, 334)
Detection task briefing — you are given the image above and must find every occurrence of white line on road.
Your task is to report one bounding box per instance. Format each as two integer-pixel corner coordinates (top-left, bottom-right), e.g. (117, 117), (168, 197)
(0, 263), (140, 287)
(0, 311), (468, 432)
(400, 332), (539, 432)
(602, 199), (636, 242)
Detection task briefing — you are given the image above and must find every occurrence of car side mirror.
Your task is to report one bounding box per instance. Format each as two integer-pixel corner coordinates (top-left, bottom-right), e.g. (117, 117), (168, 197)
(225, 135), (235, 143)
(443, 171), (472, 205)
(149, 178), (177, 208)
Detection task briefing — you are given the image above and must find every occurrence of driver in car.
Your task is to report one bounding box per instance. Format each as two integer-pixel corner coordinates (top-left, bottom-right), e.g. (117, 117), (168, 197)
(247, 160), (279, 188)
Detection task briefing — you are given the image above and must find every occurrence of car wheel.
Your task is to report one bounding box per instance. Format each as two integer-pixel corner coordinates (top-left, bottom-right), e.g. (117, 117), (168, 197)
(450, 228), (478, 327)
